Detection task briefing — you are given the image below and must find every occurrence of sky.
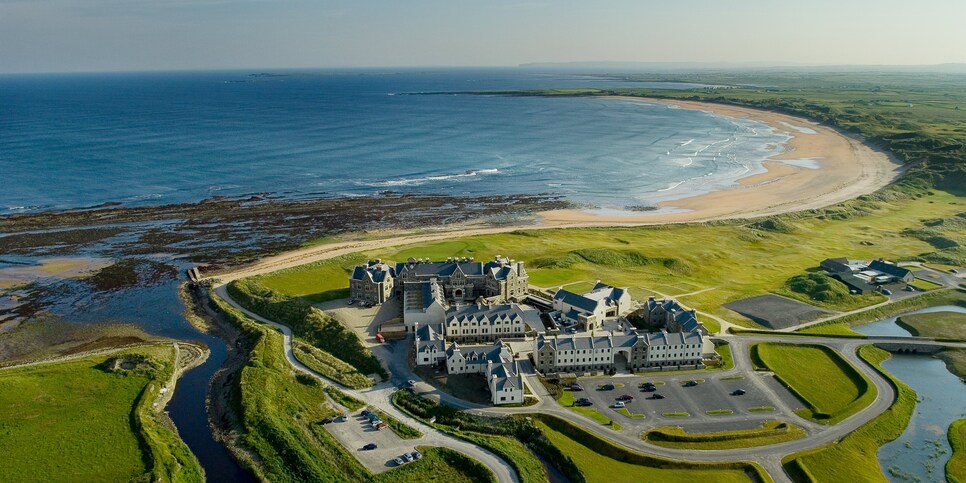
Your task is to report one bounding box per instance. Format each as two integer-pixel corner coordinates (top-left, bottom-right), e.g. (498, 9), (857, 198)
(1, 0), (965, 74)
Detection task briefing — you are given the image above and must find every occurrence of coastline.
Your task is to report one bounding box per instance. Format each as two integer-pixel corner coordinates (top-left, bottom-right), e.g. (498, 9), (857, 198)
(537, 96), (904, 225)
(205, 98), (907, 281)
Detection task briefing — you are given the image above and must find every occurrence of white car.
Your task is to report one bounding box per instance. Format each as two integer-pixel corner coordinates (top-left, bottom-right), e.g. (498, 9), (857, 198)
(612, 401), (625, 408)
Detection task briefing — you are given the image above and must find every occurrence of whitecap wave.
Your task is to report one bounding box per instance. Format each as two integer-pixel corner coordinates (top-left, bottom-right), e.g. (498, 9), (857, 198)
(357, 168), (500, 187)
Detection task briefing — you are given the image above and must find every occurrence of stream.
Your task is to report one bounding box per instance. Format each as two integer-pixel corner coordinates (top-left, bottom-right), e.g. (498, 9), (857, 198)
(855, 305), (966, 482)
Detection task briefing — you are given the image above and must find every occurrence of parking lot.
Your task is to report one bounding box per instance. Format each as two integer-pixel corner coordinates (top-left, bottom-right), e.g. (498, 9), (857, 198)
(570, 372), (805, 428)
(323, 408), (421, 473)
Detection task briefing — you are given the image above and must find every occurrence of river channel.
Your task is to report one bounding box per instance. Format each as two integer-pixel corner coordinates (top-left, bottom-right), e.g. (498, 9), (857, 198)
(855, 305), (966, 482)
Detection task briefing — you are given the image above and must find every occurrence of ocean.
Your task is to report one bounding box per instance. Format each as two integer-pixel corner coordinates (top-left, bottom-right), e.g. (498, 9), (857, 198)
(0, 69), (789, 214)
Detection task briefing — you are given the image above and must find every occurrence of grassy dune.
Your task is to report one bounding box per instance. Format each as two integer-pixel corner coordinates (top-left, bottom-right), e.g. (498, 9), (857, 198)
(0, 345), (203, 483)
(753, 343), (874, 424)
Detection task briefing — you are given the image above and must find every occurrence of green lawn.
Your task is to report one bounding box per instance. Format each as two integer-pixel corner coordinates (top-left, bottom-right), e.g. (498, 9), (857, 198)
(0, 345), (203, 483)
(363, 191), (959, 327)
(909, 278), (945, 291)
(533, 416), (763, 483)
(256, 253), (367, 303)
(783, 346), (917, 482)
(895, 311), (966, 340)
(948, 419), (966, 483)
(616, 408), (645, 419)
(753, 343), (875, 424)
(644, 420), (806, 450)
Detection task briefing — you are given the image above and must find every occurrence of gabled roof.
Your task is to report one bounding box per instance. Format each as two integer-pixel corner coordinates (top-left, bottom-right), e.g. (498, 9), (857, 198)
(351, 263), (395, 283)
(869, 260), (912, 279)
(553, 289), (603, 313)
(396, 261), (484, 278)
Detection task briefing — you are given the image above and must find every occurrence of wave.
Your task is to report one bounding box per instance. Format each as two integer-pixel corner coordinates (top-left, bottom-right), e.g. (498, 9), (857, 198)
(357, 168), (500, 187)
(680, 139), (694, 147)
(658, 180), (686, 192)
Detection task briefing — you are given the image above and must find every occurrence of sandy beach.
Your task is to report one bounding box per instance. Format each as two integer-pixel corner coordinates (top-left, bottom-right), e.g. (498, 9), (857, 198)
(538, 97), (904, 225)
(209, 98), (906, 281)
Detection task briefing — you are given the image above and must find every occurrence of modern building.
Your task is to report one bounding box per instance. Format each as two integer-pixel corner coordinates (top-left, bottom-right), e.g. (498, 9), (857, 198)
(820, 257), (915, 294)
(533, 330), (708, 374)
(552, 282), (632, 330)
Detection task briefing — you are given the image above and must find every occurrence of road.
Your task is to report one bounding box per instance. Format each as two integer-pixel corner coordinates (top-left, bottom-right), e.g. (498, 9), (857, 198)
(214, 280), (966, 482)
(213, 285), (520, 483)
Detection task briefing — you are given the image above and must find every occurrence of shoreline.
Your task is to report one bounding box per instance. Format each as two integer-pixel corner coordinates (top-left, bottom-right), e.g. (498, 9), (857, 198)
(206, 98), (907, 282)
(537, 96), (904, 225)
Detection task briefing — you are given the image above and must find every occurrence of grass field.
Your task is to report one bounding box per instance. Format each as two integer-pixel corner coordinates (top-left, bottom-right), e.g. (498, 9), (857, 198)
(533, 415), (766, 482)
(0, 345), (203, 483)
(948, 419), (966, 483)
(245, 190), (965, 331)
(643, 420), (806, 450)
(895, 311), (966, 340)
(783, 346), (917, 482)
(753, 343), (874, 424)
(361, 192), (959, 328)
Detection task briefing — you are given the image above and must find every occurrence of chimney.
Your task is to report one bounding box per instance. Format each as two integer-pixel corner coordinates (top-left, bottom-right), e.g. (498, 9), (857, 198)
(517, 261), (525, 272)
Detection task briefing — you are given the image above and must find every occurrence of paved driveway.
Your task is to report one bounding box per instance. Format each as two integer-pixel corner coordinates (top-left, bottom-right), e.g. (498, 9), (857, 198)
(323, 409), (420, 473)
(575, 371), (805, 429)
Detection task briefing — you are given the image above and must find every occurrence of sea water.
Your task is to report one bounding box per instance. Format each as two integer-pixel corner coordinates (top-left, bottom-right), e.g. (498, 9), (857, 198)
(0, 69), (789, 213)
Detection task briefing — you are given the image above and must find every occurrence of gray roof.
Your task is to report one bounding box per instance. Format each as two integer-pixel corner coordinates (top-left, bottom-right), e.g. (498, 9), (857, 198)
(396, 261), (484, 278)
(553, 289), (602, 313)
(869, 260), (912, 279)
(645, 330), (702, 347)
(351, 262), (395, 283)
(672, 309), (701, 332)
(415, 323), (446, 354)
(447, 303), (523, 324)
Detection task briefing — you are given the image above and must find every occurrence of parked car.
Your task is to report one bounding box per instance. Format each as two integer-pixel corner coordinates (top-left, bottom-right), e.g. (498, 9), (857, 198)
(347, 299), (355, 306)
(575, 398), (593, 407)
(320, 417), (334, 424)
(612, 401), (626, 408)
(600, 384), (615, 391)
(362, 443), (377, 451)
(375, 422), (388, 430)
(393, 457), (406, 466)
(402, 453), (413, 463)
(684, 380), (698, 387)
(407, 379), (417, 387)
(411, 450), (423, 460)
(650, 393), (665, 400)
(570, 383), (584, 391)
(731, 389), (747, 396)
(882, 289), (893, 296)
(361, 409), (371, 417)
(617, 394), (634, 401)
